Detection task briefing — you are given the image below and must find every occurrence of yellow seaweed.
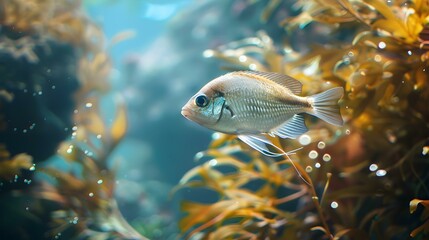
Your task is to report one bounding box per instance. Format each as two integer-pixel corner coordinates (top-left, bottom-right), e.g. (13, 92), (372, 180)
(178, 0), (429, 239)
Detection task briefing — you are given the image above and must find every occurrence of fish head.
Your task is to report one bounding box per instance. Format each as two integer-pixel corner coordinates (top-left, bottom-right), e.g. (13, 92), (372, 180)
(181, 87), (226, 129)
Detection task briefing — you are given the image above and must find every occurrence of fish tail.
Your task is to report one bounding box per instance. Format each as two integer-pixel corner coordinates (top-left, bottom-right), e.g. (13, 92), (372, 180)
(308, 87), (344, 126)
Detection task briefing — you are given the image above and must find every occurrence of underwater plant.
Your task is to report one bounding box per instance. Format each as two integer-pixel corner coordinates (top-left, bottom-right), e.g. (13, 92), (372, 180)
(177, 0), (429, 239)
(0, 0), (147, 239)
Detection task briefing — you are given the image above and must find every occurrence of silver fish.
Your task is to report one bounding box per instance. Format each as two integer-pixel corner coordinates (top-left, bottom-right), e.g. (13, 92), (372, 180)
(181, 71), (344, 157)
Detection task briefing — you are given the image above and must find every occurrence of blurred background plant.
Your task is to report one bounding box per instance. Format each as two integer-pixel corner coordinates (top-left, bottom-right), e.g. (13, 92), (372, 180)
(0, 0), (146, 239)
(176, 0), (429, 239)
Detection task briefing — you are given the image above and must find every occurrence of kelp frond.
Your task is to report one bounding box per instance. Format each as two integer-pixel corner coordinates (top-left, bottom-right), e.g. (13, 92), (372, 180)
(0, 0), (103, 64)
(35, 51), (145, 239)
(0, 144), (33, 180)
(179, 0), (429, 239)
(177, 134), (307, 239)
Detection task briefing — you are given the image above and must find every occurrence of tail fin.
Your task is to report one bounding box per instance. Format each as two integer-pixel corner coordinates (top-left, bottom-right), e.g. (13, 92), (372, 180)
(308, 87), (344, 126)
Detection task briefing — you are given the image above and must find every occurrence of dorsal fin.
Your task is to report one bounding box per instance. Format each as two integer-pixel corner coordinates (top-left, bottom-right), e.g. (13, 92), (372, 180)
(232, 71), (303, 95)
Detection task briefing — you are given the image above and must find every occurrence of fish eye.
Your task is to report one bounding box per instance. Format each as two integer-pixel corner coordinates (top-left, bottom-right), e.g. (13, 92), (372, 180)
(194, 94), (209, 107)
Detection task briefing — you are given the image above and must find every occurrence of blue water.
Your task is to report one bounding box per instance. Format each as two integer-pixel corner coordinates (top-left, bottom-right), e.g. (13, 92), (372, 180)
(83, 1), (210, 239)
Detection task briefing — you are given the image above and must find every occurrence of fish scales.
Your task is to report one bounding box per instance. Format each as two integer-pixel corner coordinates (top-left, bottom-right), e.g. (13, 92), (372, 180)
(219, 75), (306, 133)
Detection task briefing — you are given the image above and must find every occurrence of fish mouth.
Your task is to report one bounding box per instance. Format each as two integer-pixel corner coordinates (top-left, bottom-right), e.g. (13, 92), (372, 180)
(181, 107), (193, 120)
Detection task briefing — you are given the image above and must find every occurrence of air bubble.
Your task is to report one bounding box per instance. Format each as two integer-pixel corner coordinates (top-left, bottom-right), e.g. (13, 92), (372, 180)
(423, 146), (429, 155)
(374, 54), (382, 62)
(209, 159), (218, 167)
(309, 150), (318, 159)
(345, 129), (351, 135)
(203, 50), (214, 58)
(97, 179), (103, 184)
(195, 152), (204, 160)
(85, 102), (93, 108)
(29, 164), (36, 171)
(315, 162), (321, 168)
(66, 145), (73, 154)
(322, 154), (331, 162)
(331, 201), (339, 209)
(68, 217), (79, 224)
(369, 164), (378, 171)
(211, 132), (221, 140)
(317, 141), (326, 149)
(376, 169), (387, 177)
(305, 166), (313, 172)
(299, 135), (311, 145)
(239, 55), (247, 62)
(378, 41), (386, 49)
(249, 64), (257, 70)
(88, 192), (94, 197)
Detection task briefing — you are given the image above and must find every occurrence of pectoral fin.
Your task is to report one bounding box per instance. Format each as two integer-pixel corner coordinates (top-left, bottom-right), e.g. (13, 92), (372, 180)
(271, 114), (308, 139)
(238, 134), (301, 157)
(238, 134), (307, 184)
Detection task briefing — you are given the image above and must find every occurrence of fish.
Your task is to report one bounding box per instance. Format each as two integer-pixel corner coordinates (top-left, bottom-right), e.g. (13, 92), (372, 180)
(181, 71), (344, 157)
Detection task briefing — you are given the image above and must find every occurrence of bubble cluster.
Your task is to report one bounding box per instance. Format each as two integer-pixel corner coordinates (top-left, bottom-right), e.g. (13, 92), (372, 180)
(70, 217), (79, 224)
(66, 145), (74, 154)
(29, 164), (36, 171)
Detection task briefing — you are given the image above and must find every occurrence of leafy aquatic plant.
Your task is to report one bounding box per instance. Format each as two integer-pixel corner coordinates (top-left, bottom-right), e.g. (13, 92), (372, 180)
(178, 0), (429, 239)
